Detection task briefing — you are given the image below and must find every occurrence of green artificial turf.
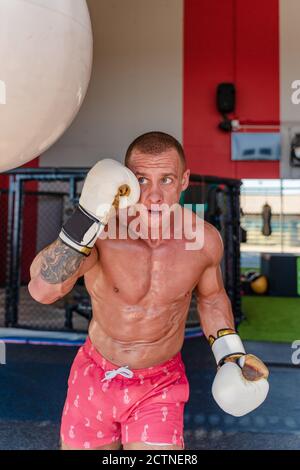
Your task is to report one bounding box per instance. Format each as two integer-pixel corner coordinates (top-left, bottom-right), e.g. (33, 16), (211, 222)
(240, 266), (260, 275)
(239, 295), (300, 343)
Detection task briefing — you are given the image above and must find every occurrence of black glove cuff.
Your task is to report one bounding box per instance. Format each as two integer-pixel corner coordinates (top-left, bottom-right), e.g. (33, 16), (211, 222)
(59, 205), (101, 256)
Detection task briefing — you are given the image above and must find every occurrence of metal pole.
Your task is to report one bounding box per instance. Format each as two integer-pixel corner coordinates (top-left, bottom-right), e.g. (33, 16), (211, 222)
(232, 183), (242, 325)
(280, 179), (283, 252)
(5, 175), (15, 326)
(11, 176), (23, 326)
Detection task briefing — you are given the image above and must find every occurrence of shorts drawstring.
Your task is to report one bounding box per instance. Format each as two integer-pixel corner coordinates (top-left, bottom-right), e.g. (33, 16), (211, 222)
(101, 365), (134, 382)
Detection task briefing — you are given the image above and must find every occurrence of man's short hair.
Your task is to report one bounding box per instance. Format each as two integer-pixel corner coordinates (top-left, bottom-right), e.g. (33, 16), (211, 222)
(125, 131), (186, 169)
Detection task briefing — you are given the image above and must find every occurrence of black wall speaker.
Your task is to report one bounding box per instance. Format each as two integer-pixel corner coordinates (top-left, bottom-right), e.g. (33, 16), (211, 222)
(217, 83), (236, 114)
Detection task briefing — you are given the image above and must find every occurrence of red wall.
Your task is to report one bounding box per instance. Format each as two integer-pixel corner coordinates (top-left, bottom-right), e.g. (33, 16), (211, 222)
(21, 158), (39, 283)
(0, 157), (39, 285)
(183, 0), (280, 179)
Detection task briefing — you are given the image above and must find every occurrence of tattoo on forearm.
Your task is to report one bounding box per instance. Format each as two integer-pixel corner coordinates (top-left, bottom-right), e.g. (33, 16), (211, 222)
(40, 239), (84, 284)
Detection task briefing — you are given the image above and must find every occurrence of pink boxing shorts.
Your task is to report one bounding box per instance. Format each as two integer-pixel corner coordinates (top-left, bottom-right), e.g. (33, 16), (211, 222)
(60, 337), (190, 449)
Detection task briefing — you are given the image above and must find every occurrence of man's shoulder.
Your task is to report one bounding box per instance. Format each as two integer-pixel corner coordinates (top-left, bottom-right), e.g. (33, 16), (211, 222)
(203, 220), (222, 239)
(202, 221), (224, 262)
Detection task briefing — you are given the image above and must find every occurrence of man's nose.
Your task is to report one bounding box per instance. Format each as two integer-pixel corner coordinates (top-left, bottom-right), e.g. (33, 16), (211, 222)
(147, 185), (163, 204)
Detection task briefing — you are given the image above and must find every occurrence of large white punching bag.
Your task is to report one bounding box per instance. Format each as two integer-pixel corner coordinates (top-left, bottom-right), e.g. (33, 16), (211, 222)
(0, 0), (93, 172)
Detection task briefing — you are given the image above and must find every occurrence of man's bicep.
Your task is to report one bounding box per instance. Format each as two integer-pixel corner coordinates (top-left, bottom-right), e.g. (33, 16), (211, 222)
(196, 263), (224, 299)
(196, 223), (225, 299)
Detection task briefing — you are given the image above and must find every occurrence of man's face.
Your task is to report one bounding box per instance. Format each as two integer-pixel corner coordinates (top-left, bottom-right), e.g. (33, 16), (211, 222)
(126, 148), (190, 233)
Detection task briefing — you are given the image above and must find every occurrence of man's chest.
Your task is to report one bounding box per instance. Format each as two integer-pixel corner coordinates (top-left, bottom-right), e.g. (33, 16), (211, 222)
(93, 238), (204, 303)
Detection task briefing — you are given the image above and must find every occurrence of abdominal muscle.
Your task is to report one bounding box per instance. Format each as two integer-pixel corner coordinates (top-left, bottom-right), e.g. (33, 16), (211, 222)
(88, 297), (190, 369)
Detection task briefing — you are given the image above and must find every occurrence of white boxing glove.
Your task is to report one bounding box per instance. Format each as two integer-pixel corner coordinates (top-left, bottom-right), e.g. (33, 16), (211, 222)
(210, 329), (269, 417)
(59, 159), (140, 256)
(79, 159), (140, 218)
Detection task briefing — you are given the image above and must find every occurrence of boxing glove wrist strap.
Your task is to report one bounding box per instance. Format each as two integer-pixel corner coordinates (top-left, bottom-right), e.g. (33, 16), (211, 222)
(59, 205), (104, 257)
(209, 329), (246, 366)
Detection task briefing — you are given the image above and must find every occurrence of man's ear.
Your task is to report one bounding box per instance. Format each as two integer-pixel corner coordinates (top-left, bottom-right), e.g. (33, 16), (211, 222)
(181, 169), (190, 192)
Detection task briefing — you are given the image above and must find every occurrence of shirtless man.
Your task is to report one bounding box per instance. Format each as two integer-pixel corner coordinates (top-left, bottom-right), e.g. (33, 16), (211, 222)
(28, 132), (269, 451)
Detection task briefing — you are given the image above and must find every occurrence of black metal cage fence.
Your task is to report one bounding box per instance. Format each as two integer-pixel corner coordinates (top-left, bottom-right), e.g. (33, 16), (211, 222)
(182, 175), (242, 328)
(0, 168), (242, 332)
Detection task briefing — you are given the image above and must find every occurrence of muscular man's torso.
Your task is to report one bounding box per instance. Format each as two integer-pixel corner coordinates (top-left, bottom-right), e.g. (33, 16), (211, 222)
(86, 218), (209, 369)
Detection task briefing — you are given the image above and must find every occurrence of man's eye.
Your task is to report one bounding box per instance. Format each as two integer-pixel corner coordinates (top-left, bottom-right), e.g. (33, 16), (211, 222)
(161, 177), (172, 184)
(138, 177), (147, 185)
